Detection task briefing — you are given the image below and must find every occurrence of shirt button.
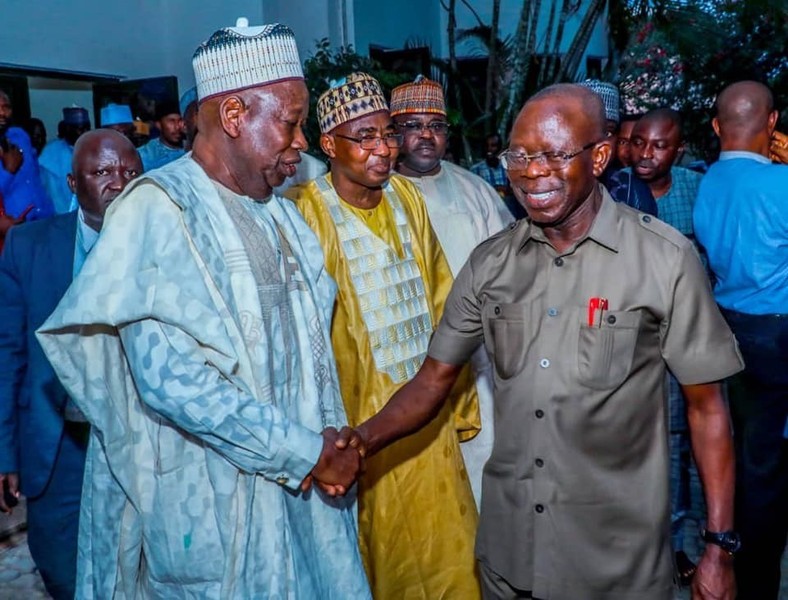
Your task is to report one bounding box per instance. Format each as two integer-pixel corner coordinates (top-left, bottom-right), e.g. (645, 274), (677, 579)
(535, 458), (544, 468)
(554, 257), (564, 267)
(535, 409), (545, 419)
(539, 358), (550, 368)
(642, 215), (652, 223)
(547, 307), (558, 317)
(607, 315), (617, 324)
(494, 306), (501, 316)
(276, 476), (289, 485)
(535, 504), (545, 513)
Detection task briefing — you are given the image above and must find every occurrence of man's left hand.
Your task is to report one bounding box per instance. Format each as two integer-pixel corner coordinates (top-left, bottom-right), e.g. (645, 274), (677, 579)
(692, 546), (735, 600)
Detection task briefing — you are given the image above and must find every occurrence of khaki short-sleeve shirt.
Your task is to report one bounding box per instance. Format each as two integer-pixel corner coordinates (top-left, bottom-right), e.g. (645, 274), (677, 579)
(428, 189), (743, 600)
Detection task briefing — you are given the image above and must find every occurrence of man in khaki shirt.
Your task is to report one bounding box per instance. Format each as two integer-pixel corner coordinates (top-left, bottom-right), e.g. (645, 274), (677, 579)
(348, 84), (743, 600)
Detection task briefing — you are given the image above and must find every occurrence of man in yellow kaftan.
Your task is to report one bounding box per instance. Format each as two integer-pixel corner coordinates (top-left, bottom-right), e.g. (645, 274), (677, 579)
(287, 72), (481, 600)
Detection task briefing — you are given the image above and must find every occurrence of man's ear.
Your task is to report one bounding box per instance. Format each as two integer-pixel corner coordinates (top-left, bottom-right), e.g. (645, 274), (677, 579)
(67, 173), (76, 195)
(591, 139), (612, 178)
(219, 96), (246, 139)
(711, 117), (721, 138)
(675, 140), (686, 164)
(767, 109), (779, 135)
(320, 132), (336, 158)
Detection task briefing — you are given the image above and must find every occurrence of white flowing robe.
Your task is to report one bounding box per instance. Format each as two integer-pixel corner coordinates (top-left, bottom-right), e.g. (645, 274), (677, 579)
(37, 156), (371, 599)
(403, 160), (514, 507)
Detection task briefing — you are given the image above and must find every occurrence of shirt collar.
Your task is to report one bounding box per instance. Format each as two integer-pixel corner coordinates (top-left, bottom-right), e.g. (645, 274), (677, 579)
(77, 207), (100, 253)
(718, 150), (771, 164)
(517, 185), (620, 254)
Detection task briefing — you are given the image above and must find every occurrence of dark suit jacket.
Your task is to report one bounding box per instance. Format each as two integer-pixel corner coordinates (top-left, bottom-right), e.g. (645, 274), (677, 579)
(0, 211), (77, 498)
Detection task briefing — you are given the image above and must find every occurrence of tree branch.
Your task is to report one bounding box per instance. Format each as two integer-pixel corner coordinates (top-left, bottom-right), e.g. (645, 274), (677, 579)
(459, 0), (485, 28)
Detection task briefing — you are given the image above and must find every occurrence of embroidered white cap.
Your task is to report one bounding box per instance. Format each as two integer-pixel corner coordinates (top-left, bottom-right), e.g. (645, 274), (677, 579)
(192, 18), (303, 102)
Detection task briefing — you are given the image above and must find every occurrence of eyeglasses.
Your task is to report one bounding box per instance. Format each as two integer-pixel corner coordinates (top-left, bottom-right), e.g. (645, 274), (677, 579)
(334, 133), (404, 150)
(498, 140), (601, 171)
(397, 121), (450, 136)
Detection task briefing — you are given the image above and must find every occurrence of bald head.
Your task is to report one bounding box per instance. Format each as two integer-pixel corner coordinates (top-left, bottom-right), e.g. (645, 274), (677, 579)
(713, 81), (778, 154)
(526, 84), (607, 140)
(68, 129), (142, 231)
(637, 108), (682, 135)
(71, 129), (135, 171)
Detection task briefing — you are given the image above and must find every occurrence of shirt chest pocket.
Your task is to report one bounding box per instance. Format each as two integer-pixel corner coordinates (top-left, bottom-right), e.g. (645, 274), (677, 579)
(484, 302), (531, 380)
(576, 309), (642, 390)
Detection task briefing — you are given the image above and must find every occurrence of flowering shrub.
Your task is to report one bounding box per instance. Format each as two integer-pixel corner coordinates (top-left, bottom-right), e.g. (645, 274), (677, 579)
(618, 25), (686, 115)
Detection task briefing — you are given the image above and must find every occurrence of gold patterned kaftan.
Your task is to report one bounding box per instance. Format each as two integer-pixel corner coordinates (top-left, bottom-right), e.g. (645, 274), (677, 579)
(289, 174), (481, 600)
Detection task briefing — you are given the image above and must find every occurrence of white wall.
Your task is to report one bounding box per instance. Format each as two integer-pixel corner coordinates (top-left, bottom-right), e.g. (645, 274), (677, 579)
(1, 0), (269, 134)
(27, 78), (94, 141)
(2, 0), (165, 136)
(264, 0), (353, 64)
(162, 1), (265, 91)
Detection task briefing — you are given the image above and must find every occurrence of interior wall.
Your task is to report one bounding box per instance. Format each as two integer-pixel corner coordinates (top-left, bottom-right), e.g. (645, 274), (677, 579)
(162, 0), (265, 91)
(0, 0), (268, 134)
(352, 0), (442, 56)
(27, 79), (94, 142)
(2, 0), (162, 136)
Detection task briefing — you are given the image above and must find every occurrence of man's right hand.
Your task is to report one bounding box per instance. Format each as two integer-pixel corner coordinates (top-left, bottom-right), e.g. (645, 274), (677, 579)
(770, 130), (788, 164)
(0, 144), (24, 175)
(0, 472), (20, 514)
(304, 427), (364, 497)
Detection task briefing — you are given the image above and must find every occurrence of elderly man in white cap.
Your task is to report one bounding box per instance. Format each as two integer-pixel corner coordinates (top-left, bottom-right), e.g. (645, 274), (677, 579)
(288, 72), (481, 600)
(36, 20), (371, 599)
(390, 75), (512, 507)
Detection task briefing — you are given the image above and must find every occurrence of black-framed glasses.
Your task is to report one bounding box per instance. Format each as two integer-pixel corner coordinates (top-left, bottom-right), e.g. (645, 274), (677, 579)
(334, 133), (404, 150)
(397, 121), (450, 136)
(498, 140), (601, 171)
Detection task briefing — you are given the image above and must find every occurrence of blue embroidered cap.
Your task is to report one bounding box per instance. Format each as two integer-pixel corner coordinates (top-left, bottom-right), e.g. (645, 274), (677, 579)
(100, 103), (133, 127)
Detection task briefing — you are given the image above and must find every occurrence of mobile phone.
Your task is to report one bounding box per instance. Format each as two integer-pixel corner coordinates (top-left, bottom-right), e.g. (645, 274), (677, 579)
(2, 478), (19, 509)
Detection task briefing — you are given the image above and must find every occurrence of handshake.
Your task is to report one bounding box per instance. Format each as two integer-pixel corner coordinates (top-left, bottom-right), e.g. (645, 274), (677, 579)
(301, 426), (368, 497)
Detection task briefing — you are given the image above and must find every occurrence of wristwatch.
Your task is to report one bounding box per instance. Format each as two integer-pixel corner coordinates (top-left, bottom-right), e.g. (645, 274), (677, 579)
(700, 528), (741, 554)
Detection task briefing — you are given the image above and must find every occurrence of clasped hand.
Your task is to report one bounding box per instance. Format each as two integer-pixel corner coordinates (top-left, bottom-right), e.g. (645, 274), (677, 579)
(301, 426), (367, 497)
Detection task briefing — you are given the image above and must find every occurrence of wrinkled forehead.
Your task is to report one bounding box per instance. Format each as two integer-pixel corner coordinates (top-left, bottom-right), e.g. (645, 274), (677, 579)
(333, 110), (393, 134)
(393, 112), (444, 123)
(632, 115), (680, 140)
(511, 98), (592, 149)
(76, 137), (139, 170)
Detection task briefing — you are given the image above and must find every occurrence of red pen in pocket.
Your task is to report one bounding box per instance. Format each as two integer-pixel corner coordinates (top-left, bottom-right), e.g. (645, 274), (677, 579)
(587, 297), (608, 327)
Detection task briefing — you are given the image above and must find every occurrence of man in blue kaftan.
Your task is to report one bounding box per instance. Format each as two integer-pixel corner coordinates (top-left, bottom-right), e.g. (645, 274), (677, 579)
(37, 20), (370, 600)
